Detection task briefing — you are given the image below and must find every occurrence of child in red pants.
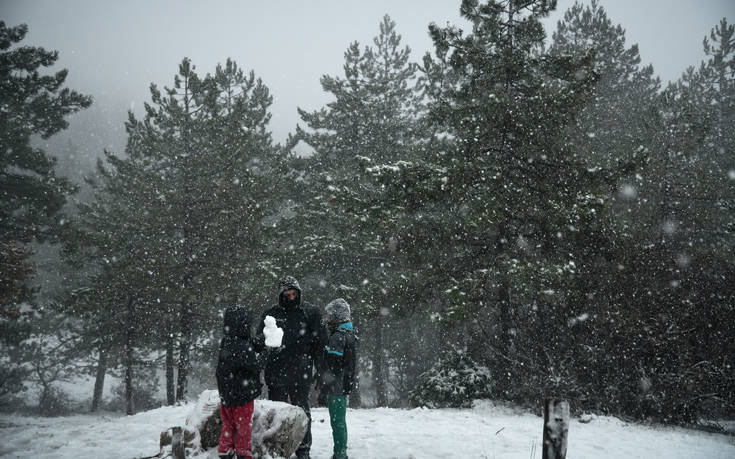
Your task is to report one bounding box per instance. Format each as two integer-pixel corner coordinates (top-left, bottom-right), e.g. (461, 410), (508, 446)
(216, 305), (264, 459)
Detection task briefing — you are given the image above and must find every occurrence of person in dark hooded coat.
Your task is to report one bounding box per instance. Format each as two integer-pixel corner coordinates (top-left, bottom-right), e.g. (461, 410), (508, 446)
(216, 305), (264, 459)
(255, 275), (329, 459)
(321, 298), (358, 459)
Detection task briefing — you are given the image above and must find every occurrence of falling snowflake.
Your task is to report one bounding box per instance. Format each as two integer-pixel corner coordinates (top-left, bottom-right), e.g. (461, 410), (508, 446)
(619, 184), (637, 199)
(676, 254), (691, 268)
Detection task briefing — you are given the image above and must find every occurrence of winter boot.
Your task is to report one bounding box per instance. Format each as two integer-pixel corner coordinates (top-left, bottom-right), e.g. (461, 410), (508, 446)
(218, 451), (234, 459)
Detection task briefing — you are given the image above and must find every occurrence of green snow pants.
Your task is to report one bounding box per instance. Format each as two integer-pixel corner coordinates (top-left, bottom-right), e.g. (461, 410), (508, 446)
(328, 395), (348, 458)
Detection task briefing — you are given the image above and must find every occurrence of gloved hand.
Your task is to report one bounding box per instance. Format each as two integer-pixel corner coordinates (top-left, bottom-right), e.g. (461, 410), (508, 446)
(269, 344), (285, 353)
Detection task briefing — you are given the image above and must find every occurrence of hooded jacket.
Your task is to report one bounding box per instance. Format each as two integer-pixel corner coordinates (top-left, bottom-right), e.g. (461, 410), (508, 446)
(255, 276), (329, 387)
(216, 305), (264, 406)
(321, 321), (359, 396)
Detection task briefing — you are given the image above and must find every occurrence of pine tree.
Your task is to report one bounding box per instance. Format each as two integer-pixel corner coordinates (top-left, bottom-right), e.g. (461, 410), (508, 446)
(372, 0), (623, 401)
(0, 21), (91, 403)
(543, 0), (665, 416)
(549, 0), (660, 170)
(71, 58), (283, 405)
(64, 148), (163, 413)
(542, 10), (735, 421)
(0, 21), (91, 246)
(295, 15), (428, 405)
(631, 17), (735, 422)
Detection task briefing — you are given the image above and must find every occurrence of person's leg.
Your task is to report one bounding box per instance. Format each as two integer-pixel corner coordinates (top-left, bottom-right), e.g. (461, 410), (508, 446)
(328, 395), (348, 459)
(288, 383), (312, 458)
(218, 405), (236, 457)
(233, 401), (255, 459)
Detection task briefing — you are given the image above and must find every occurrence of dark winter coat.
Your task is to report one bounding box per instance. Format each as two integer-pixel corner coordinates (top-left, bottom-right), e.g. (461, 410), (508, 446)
(255, 280), (328, 388)
(321, 321), (359, 396)
(216, 305), (264, 407)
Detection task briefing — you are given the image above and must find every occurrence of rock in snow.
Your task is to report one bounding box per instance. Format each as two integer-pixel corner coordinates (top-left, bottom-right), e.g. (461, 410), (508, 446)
(252, 397), (309, 458)
(159, 390), (307, 458)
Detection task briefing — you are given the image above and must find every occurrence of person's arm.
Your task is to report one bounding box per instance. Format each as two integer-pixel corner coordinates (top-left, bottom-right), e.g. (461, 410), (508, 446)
(324, 331), (346, 378)
(217, 339), (238, 375)
(240, 340), (264, 374)
(252, 308), (268, 353)
(317, 333), (330, 405)
(311, 307), (330, 364)
(222, 338), (264, 375)
(343, 335), (358, 395)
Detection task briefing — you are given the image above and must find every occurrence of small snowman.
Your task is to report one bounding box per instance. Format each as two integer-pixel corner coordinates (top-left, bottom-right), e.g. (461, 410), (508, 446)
(263, 315), (284, 348)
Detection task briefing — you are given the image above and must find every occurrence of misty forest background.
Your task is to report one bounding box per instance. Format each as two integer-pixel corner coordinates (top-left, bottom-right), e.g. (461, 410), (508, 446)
(1, 0), (733, 426)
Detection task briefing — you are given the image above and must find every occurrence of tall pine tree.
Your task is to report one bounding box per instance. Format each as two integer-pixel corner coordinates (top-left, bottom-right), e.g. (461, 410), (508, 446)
(295, 15), (429, 405)
(70, 58), (282, 405)
(371, 0), (621, 402)
(0, 21), (91, 403)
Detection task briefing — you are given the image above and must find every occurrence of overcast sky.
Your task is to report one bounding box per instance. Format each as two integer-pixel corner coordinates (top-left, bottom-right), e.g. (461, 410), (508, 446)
(2, 0), (733, 156)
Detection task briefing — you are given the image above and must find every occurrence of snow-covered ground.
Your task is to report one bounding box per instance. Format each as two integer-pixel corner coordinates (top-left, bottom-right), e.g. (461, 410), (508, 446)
(1, 399), (733, 459)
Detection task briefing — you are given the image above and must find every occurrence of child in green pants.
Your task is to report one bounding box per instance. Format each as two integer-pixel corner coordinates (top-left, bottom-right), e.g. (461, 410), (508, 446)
(321, 298), (359, 459)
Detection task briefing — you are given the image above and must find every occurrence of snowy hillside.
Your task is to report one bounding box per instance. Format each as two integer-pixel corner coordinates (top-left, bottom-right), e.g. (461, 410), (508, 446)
(1, 399), (733, 459)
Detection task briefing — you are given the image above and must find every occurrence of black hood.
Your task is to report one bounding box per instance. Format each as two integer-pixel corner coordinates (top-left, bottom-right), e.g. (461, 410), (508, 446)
(277, 275), (301, 297)
(278, 275), (302, 308)
(223, 305), (252, 339)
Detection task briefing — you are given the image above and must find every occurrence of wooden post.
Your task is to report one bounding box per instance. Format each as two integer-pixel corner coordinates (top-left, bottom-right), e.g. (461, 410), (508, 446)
(542, 398), (569, 459)
(171, 426), (185, 459)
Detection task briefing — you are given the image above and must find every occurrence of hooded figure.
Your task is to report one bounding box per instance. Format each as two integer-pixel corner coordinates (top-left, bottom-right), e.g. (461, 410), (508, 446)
(216, 305), (263, 406)
(322, 298), (358, 396)
(321, 298), (359, 459)
(255, 276), (329, 459)
(216, 305), (263, 459)
(256, 276), (328, 386)
(278, 275), (302, 309)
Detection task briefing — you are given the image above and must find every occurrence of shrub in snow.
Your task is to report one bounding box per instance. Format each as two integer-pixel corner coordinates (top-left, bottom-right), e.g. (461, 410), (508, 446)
(39, 386), (73, 417)
(107, 369), (161, 413)
(409, 351), (492, 408)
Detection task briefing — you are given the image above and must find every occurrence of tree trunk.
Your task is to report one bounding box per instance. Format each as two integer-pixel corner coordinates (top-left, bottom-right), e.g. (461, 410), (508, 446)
(497, 280), (512, 395)
(91, 343), (108, 412)
(349, 314), (362, 408)
(373, 313), (387, 406)
(176, 68), (194, 405)
(38, 381), (51, 415)
(176, 300), (191, 403)
(542, 398), (570, 459)
(166, 328), (176, 405)
(498, 281), (511, 355)
(124, 295), (135, 415)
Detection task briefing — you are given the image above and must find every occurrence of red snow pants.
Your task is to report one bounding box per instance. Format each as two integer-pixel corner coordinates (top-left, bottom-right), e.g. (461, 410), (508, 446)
(218, 401), (255, 458)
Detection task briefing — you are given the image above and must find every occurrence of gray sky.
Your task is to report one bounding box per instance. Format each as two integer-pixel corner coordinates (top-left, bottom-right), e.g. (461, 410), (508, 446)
(2, 0), (733, 156)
